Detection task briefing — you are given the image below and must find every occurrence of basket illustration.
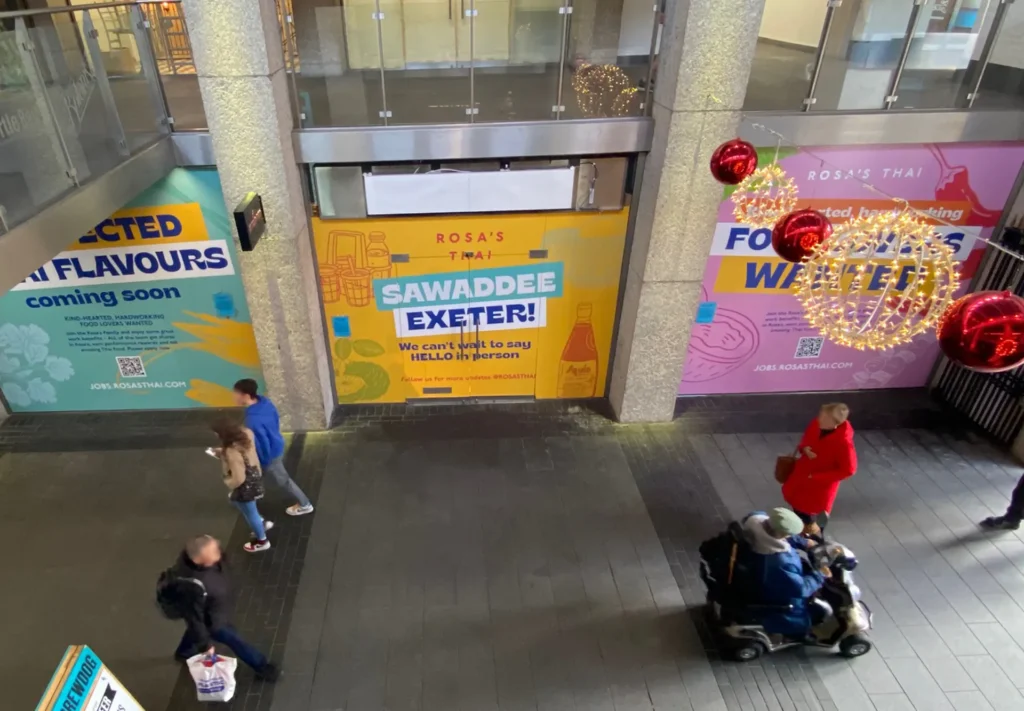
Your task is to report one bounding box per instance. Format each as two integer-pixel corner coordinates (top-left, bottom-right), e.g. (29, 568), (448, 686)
(318, 231), (392, 307)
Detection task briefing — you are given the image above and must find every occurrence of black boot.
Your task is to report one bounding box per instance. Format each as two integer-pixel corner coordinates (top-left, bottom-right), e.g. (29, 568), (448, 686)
(256, 663), (280, 682)
(980, 516), (1021, 531)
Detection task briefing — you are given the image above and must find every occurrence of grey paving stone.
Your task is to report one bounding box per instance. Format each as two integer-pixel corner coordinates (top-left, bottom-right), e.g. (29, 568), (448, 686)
(883, 657), (955, 711)
(945, 690), (996, 711)
(957, 655), (1024, 711)
(869, 694), (916, 711)
(966, 623), (1024, 687)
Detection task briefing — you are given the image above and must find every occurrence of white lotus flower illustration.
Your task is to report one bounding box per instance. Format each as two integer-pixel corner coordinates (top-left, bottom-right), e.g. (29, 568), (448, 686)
(0, 353), (20, 375)
(44, 356), (74, 382)
(26, 378), (57, 403)
(3, 381), (30, 407)
(0, 324), (19, 349)
(0, 324), (72, 408)
(2, 324), (50, 364)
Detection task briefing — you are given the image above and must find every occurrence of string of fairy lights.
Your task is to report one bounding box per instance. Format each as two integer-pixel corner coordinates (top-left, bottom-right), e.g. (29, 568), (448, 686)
(746, 121), (1024, 263)
(709, 111), (1024, 371)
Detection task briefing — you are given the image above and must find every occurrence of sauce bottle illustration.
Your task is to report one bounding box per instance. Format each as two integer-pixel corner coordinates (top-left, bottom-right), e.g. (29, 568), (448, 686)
(366, 231), (392, 279)
(557, 303), (599, 398)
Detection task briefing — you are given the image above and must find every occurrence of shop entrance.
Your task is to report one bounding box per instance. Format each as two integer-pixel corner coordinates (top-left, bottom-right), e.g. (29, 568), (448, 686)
(314, 210), (629, 407)
(399, 240), (549, 400)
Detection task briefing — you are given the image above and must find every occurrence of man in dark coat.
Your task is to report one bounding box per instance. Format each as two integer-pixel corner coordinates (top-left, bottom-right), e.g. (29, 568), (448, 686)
(169, 535), (279, 680)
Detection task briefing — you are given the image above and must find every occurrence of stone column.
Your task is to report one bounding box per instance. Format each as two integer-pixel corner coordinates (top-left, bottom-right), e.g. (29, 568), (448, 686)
(609, 0), (766, 422)
(181, 0), (333, 430)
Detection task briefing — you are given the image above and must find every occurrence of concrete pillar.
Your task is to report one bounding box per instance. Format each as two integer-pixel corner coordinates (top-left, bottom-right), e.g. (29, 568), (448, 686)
(181, 0), (333, 430)
(609, 0), (765, 422)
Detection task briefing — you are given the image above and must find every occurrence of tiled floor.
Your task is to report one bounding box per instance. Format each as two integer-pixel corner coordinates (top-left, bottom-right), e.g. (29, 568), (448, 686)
(4, 392), (1024, 711)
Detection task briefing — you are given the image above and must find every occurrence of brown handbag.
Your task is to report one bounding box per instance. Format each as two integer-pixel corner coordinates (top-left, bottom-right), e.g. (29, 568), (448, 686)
(775, 455), (796, 484)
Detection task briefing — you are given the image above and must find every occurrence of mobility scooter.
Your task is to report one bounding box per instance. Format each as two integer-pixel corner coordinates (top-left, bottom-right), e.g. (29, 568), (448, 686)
(699, 520), (873, 661)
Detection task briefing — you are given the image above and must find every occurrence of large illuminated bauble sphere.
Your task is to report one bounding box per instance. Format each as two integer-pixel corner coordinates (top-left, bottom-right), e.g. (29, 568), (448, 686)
(794, 211), (960, 351)
(772, 209), (833, 263)
(572, 63), (631, 118)
(709, 139), (757, 185)
(938, 291), (1024, 372)
(731, 164), (799, 230)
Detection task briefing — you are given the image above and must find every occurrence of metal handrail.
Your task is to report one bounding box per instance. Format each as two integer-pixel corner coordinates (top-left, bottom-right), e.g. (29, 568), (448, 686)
(0, 1), (179, 20)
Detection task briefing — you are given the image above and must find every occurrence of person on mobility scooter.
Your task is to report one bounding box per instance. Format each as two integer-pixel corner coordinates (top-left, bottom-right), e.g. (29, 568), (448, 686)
(699, 507), (872, 661)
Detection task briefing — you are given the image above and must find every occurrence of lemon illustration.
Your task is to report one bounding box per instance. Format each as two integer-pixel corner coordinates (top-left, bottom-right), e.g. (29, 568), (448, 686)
(336, 361), (390, 403)
(337, 373), (365, 398)
(334, 338), (352, 361)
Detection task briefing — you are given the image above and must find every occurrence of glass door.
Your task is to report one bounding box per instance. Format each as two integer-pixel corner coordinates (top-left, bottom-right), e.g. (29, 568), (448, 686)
(471, 0), (512, 63)
(398, 246), (474, 399)
(403, 0), (460, 67)
(460, 242), (544, 399)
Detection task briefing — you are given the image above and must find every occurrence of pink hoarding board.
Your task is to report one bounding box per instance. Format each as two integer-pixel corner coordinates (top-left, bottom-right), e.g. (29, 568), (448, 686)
(679, 142), (1024, 396)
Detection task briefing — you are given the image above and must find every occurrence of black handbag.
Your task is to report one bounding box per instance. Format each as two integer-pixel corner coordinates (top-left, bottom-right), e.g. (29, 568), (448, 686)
(232, 452), (265, 502)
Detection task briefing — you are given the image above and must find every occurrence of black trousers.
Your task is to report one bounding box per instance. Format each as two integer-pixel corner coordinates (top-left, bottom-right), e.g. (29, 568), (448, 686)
(1007, 473), (1024, 522)
(795, 510), (829, 531)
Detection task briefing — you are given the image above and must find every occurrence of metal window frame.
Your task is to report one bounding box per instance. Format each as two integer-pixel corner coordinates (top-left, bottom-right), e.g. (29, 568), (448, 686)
(802, 0), (841, 110)
(965, 0), (1018, 108)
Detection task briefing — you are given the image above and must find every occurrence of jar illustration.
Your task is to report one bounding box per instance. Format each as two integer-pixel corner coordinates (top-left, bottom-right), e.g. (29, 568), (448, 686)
(341, 267), (372, 307)
(557, 303), (599, 398)
(366, 231), (392, 279)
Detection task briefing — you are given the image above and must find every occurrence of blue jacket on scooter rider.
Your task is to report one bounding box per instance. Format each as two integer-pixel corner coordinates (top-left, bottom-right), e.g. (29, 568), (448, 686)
(738, 508), (825, 637)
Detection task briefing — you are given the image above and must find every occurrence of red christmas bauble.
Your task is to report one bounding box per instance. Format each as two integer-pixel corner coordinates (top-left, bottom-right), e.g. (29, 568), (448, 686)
(771, 209), (833, 263)
(709, 139), (757, 185)
(938, 291), (1024, 372)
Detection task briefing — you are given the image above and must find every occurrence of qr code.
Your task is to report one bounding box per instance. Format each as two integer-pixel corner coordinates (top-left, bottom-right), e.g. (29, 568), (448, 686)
(794, 337), (825, 359)
(116, 356), (146, 378)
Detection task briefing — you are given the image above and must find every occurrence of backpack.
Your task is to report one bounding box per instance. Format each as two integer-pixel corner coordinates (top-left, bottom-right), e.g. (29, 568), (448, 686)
(698, 521), (747, 592)
(156, 567), (207, 620)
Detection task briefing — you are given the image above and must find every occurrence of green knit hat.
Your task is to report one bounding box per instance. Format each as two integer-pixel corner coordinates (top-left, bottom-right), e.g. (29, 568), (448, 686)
(769, 507), (804, 536)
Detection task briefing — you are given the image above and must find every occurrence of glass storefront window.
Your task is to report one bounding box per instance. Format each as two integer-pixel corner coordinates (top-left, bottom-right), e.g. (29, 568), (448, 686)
(563, 0), (656, 119)
(808, 0), (917, 111)
(282, 0), (387, 126)
(967, 0), (1024, 110)
(891, 1), (1001, 109)
(745, 0), (828, 110)
(745, 0), (1024, 112)
(138, 0), (207, 130)
(282, 0), (659, 125)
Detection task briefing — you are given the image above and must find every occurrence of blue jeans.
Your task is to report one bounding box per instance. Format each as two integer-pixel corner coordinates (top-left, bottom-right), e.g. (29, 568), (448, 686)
(264, 457), (311, 507)
(232, 499), (266, 540)
(175, 625), (267, 671)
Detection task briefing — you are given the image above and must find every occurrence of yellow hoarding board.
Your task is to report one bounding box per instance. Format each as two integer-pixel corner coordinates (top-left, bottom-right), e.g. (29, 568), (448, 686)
(312, 210), (628, 403)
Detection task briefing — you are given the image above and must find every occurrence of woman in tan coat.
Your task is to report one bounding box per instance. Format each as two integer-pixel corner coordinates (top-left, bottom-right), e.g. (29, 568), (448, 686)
(212, 421), (272, 553)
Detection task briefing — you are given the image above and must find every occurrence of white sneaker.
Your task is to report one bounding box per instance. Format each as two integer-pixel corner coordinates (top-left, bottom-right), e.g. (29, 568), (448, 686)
(251, 520), (274, 538)
(244, 540), (271, 553)
(287, 504), (315, 516)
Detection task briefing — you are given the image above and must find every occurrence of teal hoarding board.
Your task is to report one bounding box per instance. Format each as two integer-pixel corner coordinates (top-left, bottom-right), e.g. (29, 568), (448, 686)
(0, 168), (263, 412)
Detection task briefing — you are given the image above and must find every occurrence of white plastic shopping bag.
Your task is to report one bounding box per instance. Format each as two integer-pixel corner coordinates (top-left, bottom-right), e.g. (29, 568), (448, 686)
(187, 653), (237, 702)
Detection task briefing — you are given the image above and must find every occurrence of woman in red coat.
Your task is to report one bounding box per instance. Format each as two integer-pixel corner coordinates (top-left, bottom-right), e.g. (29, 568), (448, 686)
(782, 403), (857, 527)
